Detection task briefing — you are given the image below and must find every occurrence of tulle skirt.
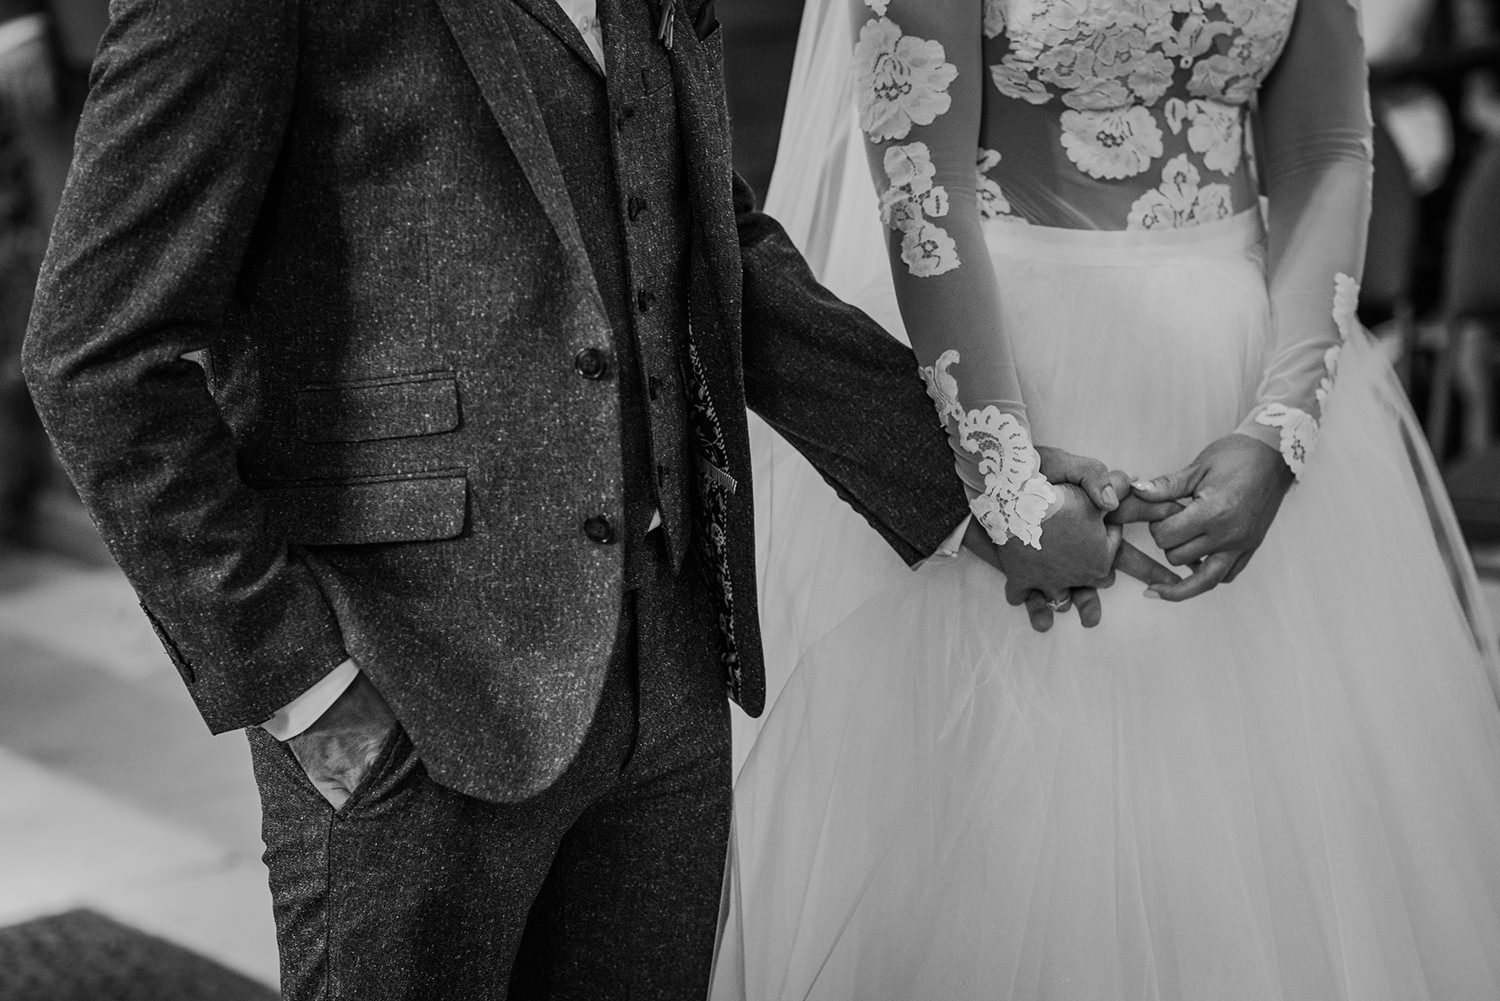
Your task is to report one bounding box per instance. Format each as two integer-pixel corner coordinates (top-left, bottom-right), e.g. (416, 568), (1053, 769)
(711, 211), (1500, 1001)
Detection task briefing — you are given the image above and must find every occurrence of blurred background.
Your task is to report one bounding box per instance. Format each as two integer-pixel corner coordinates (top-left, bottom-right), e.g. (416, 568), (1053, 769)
(1, 0), (1498, 995)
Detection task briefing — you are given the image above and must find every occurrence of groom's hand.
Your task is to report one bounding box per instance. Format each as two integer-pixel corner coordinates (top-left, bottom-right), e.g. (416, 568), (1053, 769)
(960, 513), (1108, 630)
(287, 672), (400, 810)
(994, 483), (1119, 627)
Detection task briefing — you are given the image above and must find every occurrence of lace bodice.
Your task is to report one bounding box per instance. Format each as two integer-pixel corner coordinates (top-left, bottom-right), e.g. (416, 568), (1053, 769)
(851, 0), (1373, 535)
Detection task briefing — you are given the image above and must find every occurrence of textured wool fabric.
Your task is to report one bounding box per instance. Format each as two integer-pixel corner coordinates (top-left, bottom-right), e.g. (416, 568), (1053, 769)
(500, 0), (695, 587)
(23, 0), (966, 805)
(250, 559), (731, 1001)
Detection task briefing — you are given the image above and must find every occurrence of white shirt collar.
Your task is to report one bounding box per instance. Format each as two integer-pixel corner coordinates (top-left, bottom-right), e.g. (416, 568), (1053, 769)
(550, 0), (606, 70)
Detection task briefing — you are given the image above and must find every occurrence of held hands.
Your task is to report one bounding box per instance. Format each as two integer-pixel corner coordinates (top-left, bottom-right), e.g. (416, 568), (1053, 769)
(962, 447), (1181, 631)
(286, 671), (401, 810)
(1118, 432), (1293, 601)
(995, 482), (1117, 629)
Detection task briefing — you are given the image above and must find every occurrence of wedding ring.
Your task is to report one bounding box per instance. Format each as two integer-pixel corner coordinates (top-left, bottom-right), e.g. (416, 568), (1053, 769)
(1045, 596), (1072, 612)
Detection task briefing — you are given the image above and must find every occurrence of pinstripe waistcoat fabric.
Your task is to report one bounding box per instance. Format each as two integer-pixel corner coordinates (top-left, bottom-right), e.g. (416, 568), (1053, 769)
(23, 0), (967, 802)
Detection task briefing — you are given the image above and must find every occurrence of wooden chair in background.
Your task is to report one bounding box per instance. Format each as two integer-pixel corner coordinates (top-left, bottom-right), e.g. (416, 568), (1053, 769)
(1428, 142), (1500, 547)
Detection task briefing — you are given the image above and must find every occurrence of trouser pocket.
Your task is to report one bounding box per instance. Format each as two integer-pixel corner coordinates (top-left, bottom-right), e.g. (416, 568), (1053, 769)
(330, 726), (415, 819)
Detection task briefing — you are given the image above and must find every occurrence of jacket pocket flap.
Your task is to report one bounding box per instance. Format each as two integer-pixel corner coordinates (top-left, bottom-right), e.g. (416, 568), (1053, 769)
(270, 471), (468, 545)
(296, 372), (459, 443)
(642, 52), (671, 94)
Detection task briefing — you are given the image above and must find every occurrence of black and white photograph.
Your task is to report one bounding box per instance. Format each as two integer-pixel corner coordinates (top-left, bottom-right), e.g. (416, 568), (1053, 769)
(1, 0), (1499, 998)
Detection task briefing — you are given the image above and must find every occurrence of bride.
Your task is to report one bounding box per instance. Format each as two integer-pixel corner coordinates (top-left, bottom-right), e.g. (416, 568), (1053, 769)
(711, 0), (1500, 997)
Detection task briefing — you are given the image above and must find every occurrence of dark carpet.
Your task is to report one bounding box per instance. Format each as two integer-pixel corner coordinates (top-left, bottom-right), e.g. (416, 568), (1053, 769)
(0, 909), (277, 1001)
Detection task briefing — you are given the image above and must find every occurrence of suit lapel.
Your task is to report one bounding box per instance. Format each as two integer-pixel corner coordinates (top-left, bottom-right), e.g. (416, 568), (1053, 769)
(505, 0), (606, 78)
(432, 0), (595, 274)
(665, 23), (740, 330)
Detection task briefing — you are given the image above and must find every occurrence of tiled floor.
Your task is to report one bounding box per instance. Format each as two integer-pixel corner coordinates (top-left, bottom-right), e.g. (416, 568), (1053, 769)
(4, 526), (1499, 995)
(0, 544), (280, 988)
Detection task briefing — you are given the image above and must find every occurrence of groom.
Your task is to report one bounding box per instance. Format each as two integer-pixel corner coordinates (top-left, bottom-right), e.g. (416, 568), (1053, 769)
(19, 0), (1013, 997)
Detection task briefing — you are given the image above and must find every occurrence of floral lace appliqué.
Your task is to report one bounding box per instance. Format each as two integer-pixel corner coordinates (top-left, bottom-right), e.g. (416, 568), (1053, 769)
(1126, 153), (1232, 229)
(1165, 97), (1242, 174)
(918, 348), (965, 426)
(992, 0), (1294, 109)
(959, 406), (1056, 549)
(1255, 404), (1319, 477)
(920, 351), (1054, 548)
(1255, 273), (1362, 478)
(986, 0), (1296, 202)
(855, 18), (959, 142)
(977, 148), (1026, 222)
(1060, 106), (1164, 179)
(1332, 272), (1360, 341)
(1184, 1), (1295, 103)
(880, 142), (960, 277)
(984, 0), (1007, 38)
(991, 59), (1054, 105)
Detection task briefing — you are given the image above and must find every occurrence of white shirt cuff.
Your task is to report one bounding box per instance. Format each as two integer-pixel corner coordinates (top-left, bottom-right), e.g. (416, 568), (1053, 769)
(0, 15), (45, 58)
(929, 515), (973, 560)
(260, 658), (360, 740)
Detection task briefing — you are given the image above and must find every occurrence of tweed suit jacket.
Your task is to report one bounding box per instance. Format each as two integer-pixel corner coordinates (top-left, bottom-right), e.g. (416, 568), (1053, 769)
(23, 0), (968, 801)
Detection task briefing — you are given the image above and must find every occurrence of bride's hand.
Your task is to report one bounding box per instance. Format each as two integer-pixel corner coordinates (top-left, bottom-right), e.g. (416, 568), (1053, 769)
(1127, 433), (1294, 601)
(1036, 446), (1128, 516)
(1035, 446), (1182, 610)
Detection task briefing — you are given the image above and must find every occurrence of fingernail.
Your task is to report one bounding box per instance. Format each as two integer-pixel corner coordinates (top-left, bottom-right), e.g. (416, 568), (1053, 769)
(1131, 480), (1152, 493)
(1101, 485), (1118, 509)
(1143, 588), (1161, 600)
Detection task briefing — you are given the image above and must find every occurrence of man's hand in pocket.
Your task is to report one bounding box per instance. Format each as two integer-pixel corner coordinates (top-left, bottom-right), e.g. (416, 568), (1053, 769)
(287, 672), (400, 810)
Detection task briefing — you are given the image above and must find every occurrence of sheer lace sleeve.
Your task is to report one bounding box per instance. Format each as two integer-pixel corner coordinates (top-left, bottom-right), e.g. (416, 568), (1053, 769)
(850, 0), (1055, 547)
(1237, 0), (1373, 477)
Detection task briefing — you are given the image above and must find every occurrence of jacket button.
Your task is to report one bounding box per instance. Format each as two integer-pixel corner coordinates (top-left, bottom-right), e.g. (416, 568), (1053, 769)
(574, 347), (609, 380)
(628, 196), (648, 221)
(636, 288), (655, 313)
(583, 515), (616, 544)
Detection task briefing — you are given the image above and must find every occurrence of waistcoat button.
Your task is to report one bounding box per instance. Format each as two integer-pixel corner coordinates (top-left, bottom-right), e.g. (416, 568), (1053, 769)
(574, 347), (609, 380)
(583, 515), (616, 544)
(636, 288), (655, 313)
(628, 196), (648, 221)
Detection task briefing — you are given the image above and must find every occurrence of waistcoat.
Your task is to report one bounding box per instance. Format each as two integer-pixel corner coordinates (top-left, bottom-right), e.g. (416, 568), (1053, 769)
(499, 0), (696, 586)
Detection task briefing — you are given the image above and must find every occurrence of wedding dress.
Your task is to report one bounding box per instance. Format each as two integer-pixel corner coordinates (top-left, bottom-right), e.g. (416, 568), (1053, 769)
(711, 0), (1500, 998)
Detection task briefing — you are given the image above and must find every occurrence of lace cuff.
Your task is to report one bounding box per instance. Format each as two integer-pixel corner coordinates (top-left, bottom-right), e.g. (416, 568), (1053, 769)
(1240, 273), (1361, 479)
(959, 408), (1055, 548)
(921, 350), (1055, 549)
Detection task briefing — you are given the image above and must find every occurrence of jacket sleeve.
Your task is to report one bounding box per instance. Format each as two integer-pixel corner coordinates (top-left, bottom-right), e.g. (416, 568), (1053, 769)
(1237, 0), (1372, 477)
(734, 173), (971, 567)
(21, 0), (349, 733)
